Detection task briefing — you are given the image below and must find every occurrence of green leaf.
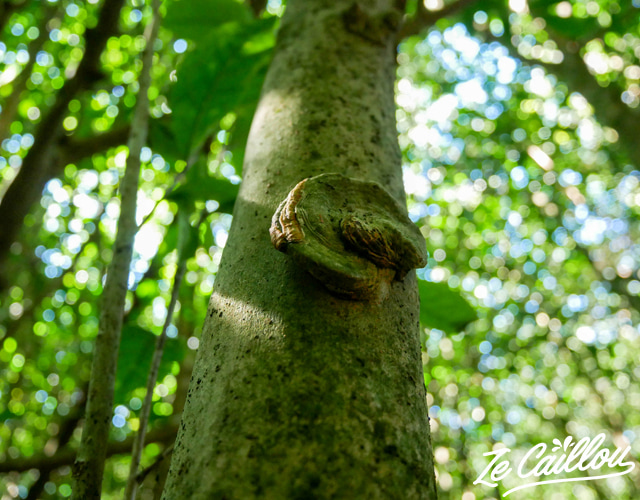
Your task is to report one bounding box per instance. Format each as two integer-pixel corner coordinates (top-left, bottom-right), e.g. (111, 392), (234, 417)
(167, 159), (239, 213)
(176, 210), (202, 262)
(136, 279), (159, 299)
(167, 19), (275, 159)
(164, 0), (252, 43)
(226, 104), (257, 173)
(148, 117), (181, 162)
(160, 218), (180, 257)
(115, 325), (184, 404)
(418, 280), (477, 333)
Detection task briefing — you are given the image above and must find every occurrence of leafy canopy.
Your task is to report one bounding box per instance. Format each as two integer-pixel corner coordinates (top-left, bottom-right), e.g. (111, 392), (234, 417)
(0, 0), (639, 498)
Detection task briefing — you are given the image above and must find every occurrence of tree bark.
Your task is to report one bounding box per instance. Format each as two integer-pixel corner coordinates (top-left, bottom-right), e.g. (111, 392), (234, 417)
(162, 1), (437, 499)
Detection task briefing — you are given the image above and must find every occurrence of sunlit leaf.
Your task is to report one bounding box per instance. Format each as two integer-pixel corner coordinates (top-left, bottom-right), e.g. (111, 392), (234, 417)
(418, 280), (477, 333)
(167, 19), (275, 158)
(115, 325), (184, 404)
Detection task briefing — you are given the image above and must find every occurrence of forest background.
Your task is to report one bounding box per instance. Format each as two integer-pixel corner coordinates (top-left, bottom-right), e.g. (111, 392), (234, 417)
(0, 0), (639, 498)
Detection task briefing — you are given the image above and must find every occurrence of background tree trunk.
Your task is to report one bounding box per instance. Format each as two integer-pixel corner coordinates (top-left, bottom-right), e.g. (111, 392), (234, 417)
(71, 2), (161, 497)
(162, 1), (437, 498)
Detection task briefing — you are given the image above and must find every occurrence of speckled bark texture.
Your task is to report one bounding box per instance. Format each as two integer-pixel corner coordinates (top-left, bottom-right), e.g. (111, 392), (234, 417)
(162, 1), (438, 498)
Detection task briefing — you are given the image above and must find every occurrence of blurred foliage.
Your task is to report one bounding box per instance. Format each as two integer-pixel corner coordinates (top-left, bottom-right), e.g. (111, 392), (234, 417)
(0, 0), (639, 499)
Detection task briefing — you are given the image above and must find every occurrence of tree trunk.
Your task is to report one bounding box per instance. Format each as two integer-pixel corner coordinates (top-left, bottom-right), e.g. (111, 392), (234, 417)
(71, 1), (160, 497)
(162, 1), (437, 498)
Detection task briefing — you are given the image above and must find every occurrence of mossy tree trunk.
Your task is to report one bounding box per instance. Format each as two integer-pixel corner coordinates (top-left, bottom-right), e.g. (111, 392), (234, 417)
(162, 1), (437, 498)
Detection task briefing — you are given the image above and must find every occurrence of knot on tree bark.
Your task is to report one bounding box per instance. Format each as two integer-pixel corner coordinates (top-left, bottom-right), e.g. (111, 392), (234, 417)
(270, 173), (427, 300)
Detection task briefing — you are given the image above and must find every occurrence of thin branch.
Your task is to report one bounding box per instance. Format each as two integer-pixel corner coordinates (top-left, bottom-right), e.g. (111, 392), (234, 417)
(398, 0), (480, 40)
(0, 424), (177, 474)
(0, 125), (127, 293)
(540, 35), (640, 169)
(59, 126), (131, 165)
(246, 0), (268, 17)
(573, 245), (640, 312)
(124, 252), (187, 500)
(479, 16), (640, 169)
(0, 0), (126, 276)
(138, 135), (213, 229)
(71, 1), (162, 498)
(530, 181), (640, 312)
(0, 0), (27, 34)
(135, 443), (174, 485)
(125, 208), (208, 498)
(0, 3), (58, 141)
